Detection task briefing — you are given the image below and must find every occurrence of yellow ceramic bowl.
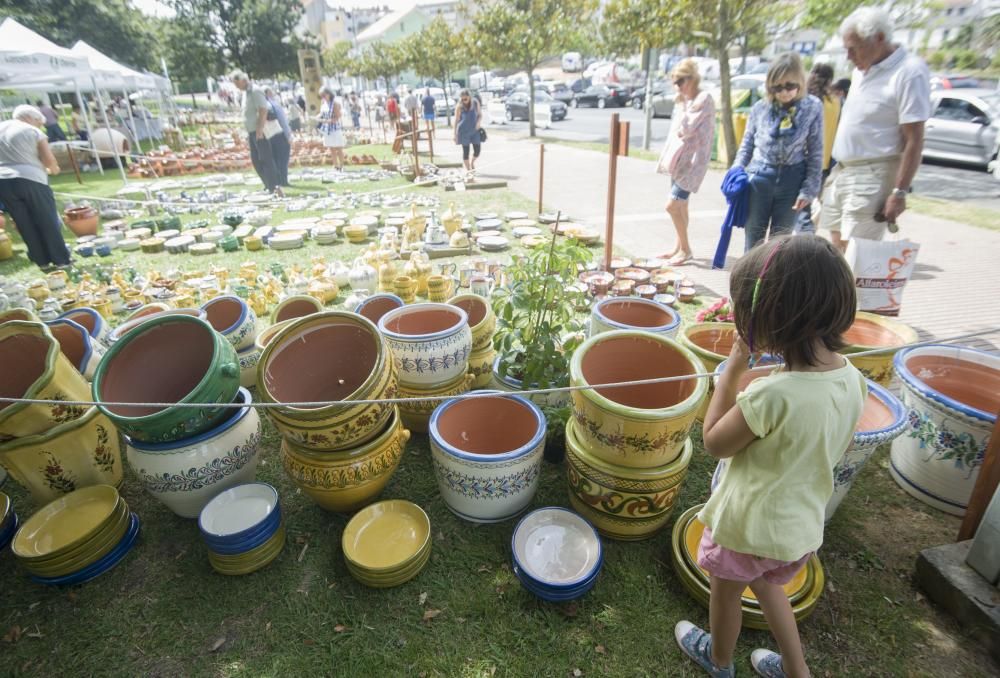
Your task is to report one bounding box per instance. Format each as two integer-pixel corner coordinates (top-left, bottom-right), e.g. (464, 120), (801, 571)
(281, 407), (410, 512)
(447, 294), (496, 352)
(0, 320), (92, 441)
(345, 542), (431, 588)
(840, 312), (918, 386)
(207, 524), (286, 575)
(11, 485), (120, 560)
(678, 322), (736, 420)
(20, 496), (126, 564)
(0, 406), (124, 505)
(397, 373), (474, 433)
(570, 331), (707, 469)
(565, 420), (692, 541)
(342, 499), (431, 572)
(23, 502), (130, 577)
(245, 236), (263, 251)
(467, 345), (496, 390)
(344, 225), (368, 243)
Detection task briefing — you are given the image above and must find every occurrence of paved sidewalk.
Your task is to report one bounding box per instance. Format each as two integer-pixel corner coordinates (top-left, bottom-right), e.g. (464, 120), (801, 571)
(439, 132), (999, 351)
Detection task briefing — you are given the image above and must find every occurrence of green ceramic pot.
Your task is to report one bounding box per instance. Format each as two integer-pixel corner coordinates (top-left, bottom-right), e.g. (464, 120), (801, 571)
(92, 315), (239, 443)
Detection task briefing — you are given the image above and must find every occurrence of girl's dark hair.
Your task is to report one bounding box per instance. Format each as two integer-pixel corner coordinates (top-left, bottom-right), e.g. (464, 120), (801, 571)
(808, 63), (835, 101)
(832, 78), (851, 96)
(730, 235), (856, 368)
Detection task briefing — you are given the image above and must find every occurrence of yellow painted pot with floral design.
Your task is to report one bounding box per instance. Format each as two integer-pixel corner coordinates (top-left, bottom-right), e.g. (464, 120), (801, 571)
(467, 345), (496, 389)
(565, 419), (692, 541)
(398, 372), (474, 433)
(0, 406), (123, 505)
(280, 407), (410, 512)
(447, 294), (496, 352)
(840, 312), (918, 387)
(570, 330), (707, 469)
(678, 322), (736, 421)
(0, 321), (91, 442)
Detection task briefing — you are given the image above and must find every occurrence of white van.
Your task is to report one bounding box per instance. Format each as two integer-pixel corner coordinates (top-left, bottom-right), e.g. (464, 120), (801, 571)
(562, 52), (583, 72)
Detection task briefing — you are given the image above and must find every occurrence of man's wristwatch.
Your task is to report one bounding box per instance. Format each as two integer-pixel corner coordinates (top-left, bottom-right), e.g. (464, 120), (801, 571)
(891, 188), (908, 200)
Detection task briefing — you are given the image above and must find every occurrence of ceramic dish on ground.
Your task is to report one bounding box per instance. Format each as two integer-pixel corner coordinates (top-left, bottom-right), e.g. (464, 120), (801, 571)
(478, 236), (509, 251)
(29, 513), (140, 586)
(504, 211), (529, 221)
(342, 499), (430, 587)
(206, 521), (285, 575)
(190, 242), (217, 256)
(511, 507), (602, 601)
(521, 235), (547, 248)
(21, 501), (130, 578)
(472, 230), (501, 239)
(199, 483), (279, 545)
(345, 544), (430, 588)
(538, 212), (568, 224)
(511, 225), (541, 238)
(475, 218), (504, 231)
(474, 212), (498, 221)
(11, 485), (121, 561)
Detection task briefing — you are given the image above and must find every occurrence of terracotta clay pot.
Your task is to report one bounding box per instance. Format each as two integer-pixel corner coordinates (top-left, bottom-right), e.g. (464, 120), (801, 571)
(378, 303), (472, 390)
(254, 319), (294, 354)
(589, 297), (681, 338)
(355, 293), (404, 326)
(45, 318), (105, 381)
(840, 312), (918, 386)
(202, 295), (258, 351)
(0, 308), (38, 325)
(429, 393), (545, 522)
(63, 206), (100, 237)
(447, 294), (496, 352)
(271, 295), (323, 324)
(889, 344), (1000, 516)
(124, 303), (171, 323)
(397, 372), (474, 433)
(106, 308), (207, 346)
(678, 322), (736, 420)
(570, 330), (707, 469)
(58, 307), (110, 347)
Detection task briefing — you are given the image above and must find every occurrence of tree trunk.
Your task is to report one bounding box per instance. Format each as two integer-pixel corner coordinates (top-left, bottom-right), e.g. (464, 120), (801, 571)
(444, 69), (453, 127)
(642, 46), (655, 152)
(717, 0), (737, 165)
(528, 67), (536, 138)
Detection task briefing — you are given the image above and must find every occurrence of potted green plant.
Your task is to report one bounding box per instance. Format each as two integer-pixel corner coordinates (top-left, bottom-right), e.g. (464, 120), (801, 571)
(491, 231), (591, 407)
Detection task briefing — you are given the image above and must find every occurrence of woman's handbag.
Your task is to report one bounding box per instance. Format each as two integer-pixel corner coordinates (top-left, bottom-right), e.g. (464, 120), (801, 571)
(478, 128), (487, 142)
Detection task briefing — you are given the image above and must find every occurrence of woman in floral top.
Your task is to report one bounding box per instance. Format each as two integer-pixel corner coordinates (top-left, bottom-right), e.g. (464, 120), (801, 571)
(734, 52), (823, 251)
(656, 58), (716, 266)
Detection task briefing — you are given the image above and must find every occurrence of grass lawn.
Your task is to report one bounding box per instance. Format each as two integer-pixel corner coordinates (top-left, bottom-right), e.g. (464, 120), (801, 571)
(0, 160), (995, 677)
(909, 195), (999, 232)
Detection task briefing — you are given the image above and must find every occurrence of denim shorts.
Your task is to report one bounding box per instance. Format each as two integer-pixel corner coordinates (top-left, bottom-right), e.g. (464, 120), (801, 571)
(670, 182), (691, 201)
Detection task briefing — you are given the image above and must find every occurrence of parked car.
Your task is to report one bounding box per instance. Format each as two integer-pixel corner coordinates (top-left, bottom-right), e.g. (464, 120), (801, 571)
(567, 77), (591, 94)
(630, 80), (669, 108)
(550, 82), (575, 104)
(573, 84), (629, 109)
(930, 74), (982, 91)
(505, 90), (567, 123)
(562, 52), (583, 72)
(707, 74), (766, 111)
(923, 89), (999, 167)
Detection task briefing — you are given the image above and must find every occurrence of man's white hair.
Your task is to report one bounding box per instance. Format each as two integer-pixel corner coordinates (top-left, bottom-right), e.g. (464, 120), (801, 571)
(12, 104), (45, 125)
(228, 69), (249, 83)
(840, 6), (893, 42)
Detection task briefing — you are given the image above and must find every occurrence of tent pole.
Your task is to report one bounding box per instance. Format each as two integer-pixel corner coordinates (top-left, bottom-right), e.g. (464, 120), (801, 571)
(74, 84), (103, 174)
(124, 89), (143, 155)
(92, 79), (128, 184)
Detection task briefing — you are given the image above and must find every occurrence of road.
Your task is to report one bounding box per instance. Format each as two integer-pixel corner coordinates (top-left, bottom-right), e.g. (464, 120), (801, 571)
(491, 105), (1000, 206)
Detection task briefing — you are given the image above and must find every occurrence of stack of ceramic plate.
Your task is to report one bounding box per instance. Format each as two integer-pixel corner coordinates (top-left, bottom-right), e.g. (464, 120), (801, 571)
(511, 507), (603, 601)
(118, 238), (141, 252)
(165, 234), (196, 253)
(0, 492), (17, 551)
(504, 211), (529, 221)
(190, 242), (217, 255)
(202, 231), (224, 244)
(478, 235), (509, 252)
(199, 483), (285, 576)
(350, 215), (379, 234)
(140, 237), (165, 254)
(270, 233), (304, 250)
(323, 211), (349, 221)
(671, 504), (825, 630)
(313, 226), (339, 245)
(186, 228), (209, 242)
(475, 218), (503, 232)
(342, 500), (431, 588)
(126, 227), (152, 240)
(511, 223), (541, 238)
(11, 485), (140, 586)
(211, 224), (233, 238)
(157, 228), (181, 240)
(93, 236), (117, 250)
(233, 224), (254, 242)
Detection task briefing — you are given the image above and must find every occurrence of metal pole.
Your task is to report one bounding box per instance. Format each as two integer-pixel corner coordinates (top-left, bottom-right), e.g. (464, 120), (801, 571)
(124, 89), (143, 155)
(75, 83), (103, 174)
(642, 48), (656, 152)
(92, 78), (128, 184)
(538, 143), (545, 214)
(604, 113), (620, 271)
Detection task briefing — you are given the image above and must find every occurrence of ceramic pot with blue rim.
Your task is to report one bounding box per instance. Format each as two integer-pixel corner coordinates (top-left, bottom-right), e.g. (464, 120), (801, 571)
(429, 393), (545, 523)
(489, 355), (570, 409)
(589, 297), (681, 338)
(354, 293), (404, 327)
(202, 295), (258, 351)
(378, 302), (472, 390)
(45, 317), (105, 381)
(237, 345), (261, 389)
(58, 307), (110, 347)
(124, 387), (262, 518)
(889, 345), (1000, 517)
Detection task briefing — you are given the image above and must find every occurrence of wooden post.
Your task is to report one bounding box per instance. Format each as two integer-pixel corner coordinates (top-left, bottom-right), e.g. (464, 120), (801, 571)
(427, 121), (434, 163)
(538, 143), (545, 214)
(410, 121), (420, 178)
(958, 412), (1000, 541)
(604, 115), (629, 271)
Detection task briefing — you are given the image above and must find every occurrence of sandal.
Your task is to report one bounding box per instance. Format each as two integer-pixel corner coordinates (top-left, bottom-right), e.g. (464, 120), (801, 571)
(668, 252), (693, 266)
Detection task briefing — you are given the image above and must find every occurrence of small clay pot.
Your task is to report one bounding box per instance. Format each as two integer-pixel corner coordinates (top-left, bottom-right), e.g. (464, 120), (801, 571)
(271, 295), (323, 324)
(355, 293), (404, 326)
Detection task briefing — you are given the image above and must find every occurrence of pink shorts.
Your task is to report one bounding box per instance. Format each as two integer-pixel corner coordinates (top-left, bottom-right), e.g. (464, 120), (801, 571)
(697, 527), (812, 585)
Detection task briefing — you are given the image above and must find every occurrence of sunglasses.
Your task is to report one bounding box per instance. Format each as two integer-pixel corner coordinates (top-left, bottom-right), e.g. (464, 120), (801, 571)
(770, 82), (800, 93)
(672, 77), (688, 87)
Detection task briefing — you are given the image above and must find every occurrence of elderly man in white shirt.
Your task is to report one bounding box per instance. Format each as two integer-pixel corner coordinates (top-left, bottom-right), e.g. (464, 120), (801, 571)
(820, 6), (931, 251)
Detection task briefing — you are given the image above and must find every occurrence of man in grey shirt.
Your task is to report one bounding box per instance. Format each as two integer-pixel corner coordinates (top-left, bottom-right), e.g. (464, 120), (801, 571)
(230, 70), (282, 195)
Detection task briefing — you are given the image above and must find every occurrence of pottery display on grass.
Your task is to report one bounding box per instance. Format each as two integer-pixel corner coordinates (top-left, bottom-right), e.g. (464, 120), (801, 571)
(0, 405), (123, 504)
(257, 312), (397, 451)
(270, 295), (323, 324)
(378, 303), (472, 389)
(106, 308), (208, 345)
(45, 318), (105, 381)
(0, 321), (92, 441)
(92, 315), (239, 443)
(840, 312), (918, 386)
(589, 297), (681, 338)
(566, 419), (692, 540)
(447, 294), (496, 352)
(58, 307), (110, 347)
(202, 295), (258, 351)
(429, 393), (545, 523)
(281, 407), (409, 512)
(125, 387), (262, 519)
(889, 344), (1000, 516)
(678, 322), (736, 420)
(355, 293), (404, 326)
(569, 331), (706, 469)
(397, 372), (474, 433)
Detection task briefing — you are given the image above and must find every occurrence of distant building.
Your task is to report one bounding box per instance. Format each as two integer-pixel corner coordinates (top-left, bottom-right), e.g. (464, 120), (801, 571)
(355, 3), (431, 47)
(895, 0), (984, 51)
(297, 1), (390, 49)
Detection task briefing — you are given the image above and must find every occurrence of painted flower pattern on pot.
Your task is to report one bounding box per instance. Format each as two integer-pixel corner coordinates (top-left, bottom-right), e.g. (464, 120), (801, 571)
(50, 393), (87, 425)
(397, 347), (470, 376)
(567, 465), (680, 518)
(134, 430), (261, 493)
(905, 408), (985, 478)
(92, 425), (117, 474)
(41, 451), (76, 494)
(573, 409), (687, 456)
(435, 465), (539, 500)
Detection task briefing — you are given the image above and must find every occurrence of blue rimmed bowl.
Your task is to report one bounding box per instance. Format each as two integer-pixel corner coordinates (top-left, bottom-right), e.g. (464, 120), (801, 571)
(202, 295), (258, 351)
(429, 393), (545, 523)
(198, 482), (280, 555)
(355, 293), (404, 326)
(511, 507), (603, 601)
(378, 302), (471, 389)
(589, 297), (681, 338)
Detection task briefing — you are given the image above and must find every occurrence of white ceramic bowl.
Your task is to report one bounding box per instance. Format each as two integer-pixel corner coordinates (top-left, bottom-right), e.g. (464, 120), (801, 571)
(124, 387), (262, 519)
(198, 482), (279, 539)
(378, 303), (471, 389)
(512, 507), (602, 586)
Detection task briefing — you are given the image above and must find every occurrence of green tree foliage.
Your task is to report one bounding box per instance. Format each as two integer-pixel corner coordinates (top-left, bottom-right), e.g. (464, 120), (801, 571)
(472, 0), (596, 137)
(359, 42), (408, 94)
(322, 40), (354, 90)
(153, 15), (224, 94)
(599, 0), (682, 56)
(402, 17), (464, 124)
(802, 0), (927, 33)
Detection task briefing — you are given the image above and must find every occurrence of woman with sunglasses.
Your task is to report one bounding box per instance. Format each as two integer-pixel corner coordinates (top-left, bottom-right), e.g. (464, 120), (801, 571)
(656, 58), (716, 266)
(734, 53), (823, 251)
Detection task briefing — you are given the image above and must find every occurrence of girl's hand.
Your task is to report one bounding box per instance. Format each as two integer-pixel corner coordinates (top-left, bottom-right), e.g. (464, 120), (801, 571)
(728, 336), (752, 371)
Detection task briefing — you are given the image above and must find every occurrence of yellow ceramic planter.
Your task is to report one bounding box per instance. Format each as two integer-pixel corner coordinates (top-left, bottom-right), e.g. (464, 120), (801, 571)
(565, 419), (692, 541)
(0, 308), (38, 325)
(397, 373), (474, 433)
(840, 312), (918, 386)
(447, 294), (496, 352)
(0, 321), (91, 442)
(678, 322), (736, 420)
(280, 407), (410, 512)
(467, 345), (496, 390)
(254, 319), (294, 354)
(569, 330), (707, 469)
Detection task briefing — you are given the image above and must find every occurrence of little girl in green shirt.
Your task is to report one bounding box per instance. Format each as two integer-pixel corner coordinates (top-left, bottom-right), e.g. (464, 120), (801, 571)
(675, 234), (867, 678)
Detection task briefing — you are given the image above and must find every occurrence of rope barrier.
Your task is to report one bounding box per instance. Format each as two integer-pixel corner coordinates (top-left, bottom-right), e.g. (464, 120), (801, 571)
(0, 326), (995, 411)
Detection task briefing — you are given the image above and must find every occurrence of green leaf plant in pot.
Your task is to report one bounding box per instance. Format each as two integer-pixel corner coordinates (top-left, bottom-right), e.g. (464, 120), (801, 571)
(491, 228), (591, 410)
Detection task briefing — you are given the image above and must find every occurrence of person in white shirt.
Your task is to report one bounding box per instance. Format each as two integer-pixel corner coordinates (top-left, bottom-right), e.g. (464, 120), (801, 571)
(820, 6), (930, 251)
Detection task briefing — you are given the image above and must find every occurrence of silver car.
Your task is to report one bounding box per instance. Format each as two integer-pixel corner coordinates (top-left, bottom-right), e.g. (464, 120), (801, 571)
(923, 89), (999, 168)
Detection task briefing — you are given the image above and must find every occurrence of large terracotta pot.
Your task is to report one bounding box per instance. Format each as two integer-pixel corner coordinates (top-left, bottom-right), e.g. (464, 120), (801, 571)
(840, 312), (918, 386)
(378, 303), (472, 389)
(271, 295), (323, 324)
(566, 419), (692, 540)
(92, 315), (239, 443)
(202, 295), (258, 351)
(889, 345), (1000, 516)
(281, 407), (409, 512)
(589, 297), (681, 338)
(678, 322), (735, 421)
(429, 393), (545, 523)
(257, 312), (397, 451)
(447, 294), (496, 352)
(254, 318), (294, 353)
(0, 308), (37, 325)
(397, 372), (474, 433)
(0, 405), (123, 504)
(58, 307), (110, 347)
(107, 308), (208, 346)
(570, 330), (707, 469)
(45, 318), (105, 381)
(124, 387), (262, 518)
(0, 321), (91, 442)
(63, 206), (99, 237)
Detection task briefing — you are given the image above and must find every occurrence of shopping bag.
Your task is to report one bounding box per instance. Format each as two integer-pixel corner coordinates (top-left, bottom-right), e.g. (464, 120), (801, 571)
(844, 237), (920, 316)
